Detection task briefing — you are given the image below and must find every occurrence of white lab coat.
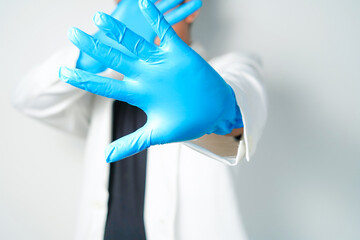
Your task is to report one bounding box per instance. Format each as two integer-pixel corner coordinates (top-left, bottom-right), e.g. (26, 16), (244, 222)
(13, 42), (267, 240)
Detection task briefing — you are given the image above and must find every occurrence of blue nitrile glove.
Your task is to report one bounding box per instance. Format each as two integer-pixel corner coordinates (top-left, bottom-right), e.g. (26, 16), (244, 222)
(59, 0), (243, 163)
(76, 0), (202, 73)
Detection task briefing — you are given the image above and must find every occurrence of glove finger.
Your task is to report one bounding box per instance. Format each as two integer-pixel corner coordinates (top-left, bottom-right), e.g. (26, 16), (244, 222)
(156, 0), (183, 13)
(165, 0), (202, 26)
(59, 67), (138, 105)
(138, 0), (177, 44)
(68, 27), (139, 77)
(112, 0), (158, 18)
(105, 124), (152, 163)
(94, 12), (159, 61)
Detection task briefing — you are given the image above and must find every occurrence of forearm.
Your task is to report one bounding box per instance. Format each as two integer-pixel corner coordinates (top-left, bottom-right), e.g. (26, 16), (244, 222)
(12, 45), (92, 137)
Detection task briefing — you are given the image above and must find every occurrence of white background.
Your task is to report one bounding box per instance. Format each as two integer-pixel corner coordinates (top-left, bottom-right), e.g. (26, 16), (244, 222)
(1, 0), (360, 239)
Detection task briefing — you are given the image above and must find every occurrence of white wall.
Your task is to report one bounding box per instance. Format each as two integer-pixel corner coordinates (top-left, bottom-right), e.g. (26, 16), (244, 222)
(1, 0), (359, 239)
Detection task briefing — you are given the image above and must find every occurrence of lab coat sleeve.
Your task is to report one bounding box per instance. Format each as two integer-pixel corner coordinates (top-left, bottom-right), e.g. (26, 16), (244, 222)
(185, 52), (268, 166)
(12, 44), (93, 138)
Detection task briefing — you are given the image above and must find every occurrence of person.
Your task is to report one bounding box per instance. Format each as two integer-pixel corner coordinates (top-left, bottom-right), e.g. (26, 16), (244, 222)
(12, 0), (267, 239)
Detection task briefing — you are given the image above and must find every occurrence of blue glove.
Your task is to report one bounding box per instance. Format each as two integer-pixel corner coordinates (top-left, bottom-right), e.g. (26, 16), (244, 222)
(76, 0), (202, 73)
(60, 0), (243, 163)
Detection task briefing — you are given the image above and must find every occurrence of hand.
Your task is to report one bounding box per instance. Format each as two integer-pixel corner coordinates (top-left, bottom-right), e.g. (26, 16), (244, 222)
(76, 0), (202, 73)
(59, 0), (243, 163)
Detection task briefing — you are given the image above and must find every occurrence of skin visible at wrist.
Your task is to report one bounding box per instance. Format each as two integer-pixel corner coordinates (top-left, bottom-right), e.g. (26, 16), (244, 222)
(227, 128), (243, 137)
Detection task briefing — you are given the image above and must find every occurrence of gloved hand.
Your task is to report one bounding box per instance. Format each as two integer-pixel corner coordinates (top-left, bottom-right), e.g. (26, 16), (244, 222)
(60, 0), (243, 163)
(76, 0), (202, 73)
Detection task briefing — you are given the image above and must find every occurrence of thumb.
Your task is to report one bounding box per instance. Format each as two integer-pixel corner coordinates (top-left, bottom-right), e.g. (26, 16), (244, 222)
(105, 124), (152, 163)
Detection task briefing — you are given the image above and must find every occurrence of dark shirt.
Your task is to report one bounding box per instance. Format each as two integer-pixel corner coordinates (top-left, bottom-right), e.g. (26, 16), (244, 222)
(104, 101), (147, 240)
